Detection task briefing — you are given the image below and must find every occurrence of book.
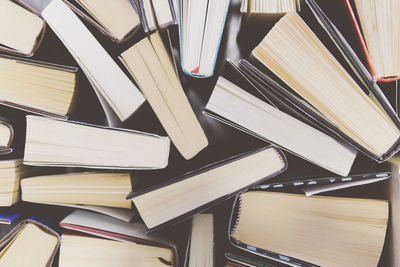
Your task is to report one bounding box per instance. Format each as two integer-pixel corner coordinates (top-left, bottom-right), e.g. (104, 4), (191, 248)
(0, 119), (13, 155)
(21, 172), (132, 209)
(178, 0), (231, 77)
(151, 0), (176, 28)
(120, 32), (208, 160)
(185, 214), (214, 267)
(229, 191), (388, 267)
(345, 0), (400, 82)
(0, 159), (30, 207)
(135, 0), (176, 32)
(251, 10), (400, 162)
(63, 0), (141, 42)
(59, 234), (175, 267)
(0, 207), (23, 225)
(24, 115), (170, 169)
(0, 55), (77, 119)
(204, 74), (357, 176)
(59, 209), (177, 255)
(240, 0), (299, 15)
(0, 0), (45, 56)
(0, 218), (60, 266)
(18, 0), (146, 122)
(386, 157), (400, 266)
(130, 146), (286, 234)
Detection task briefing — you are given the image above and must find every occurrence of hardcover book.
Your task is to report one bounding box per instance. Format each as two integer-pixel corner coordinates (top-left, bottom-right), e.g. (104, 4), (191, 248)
(0, 0), (45, 56)
(0, 55), (77, 119)
(249, 0), (400, 162)
(130, 146), (287, 234)
(59, 209), (178, 266)
(177, 0), (231, 77)
(62, 0), (141, 42)
(204, 61), (357, 176)
(229, 190), (388, 267)
(23, 115), (171, 169)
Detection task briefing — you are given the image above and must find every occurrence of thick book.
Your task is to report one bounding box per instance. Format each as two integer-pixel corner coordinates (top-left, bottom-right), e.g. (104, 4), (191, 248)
(344, 0), (400, 82)
(21, 172), (133, 209)
(18, 0), (146, 122)
(184, 214), (214, 267)
(0, 159), (31, 207)
(177, 0), (231, 78)
(0, 0), (45, 56)
(204, 64), (357, 176)
(0, 54), (78, 119)
(0, 217), (60, 266)
(130, 146), (287, 234)
(250, 1), (400, 162)
(120, 32), (208, 160)
(59, 210), (178, 266)
(62, 0), (141, 42)
(229, 190), (388, 267)
(23, 115), (170, 169)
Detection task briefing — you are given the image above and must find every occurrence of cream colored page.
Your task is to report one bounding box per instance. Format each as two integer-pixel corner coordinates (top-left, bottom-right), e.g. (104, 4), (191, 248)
(232, 192), (388, 267)
(77, 0), (139, 40)
(0, 0), (44, 54)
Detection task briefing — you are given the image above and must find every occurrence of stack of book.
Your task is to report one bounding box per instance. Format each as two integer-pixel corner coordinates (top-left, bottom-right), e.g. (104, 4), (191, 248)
(0, 0), (398, 266)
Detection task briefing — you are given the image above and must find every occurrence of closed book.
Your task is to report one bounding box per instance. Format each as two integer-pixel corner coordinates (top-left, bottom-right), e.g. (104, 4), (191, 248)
(177, 0), (231, 78)
(229, 190), (388, 267)
(62, 0), (141, 42)
(0, 217), (60, 267)
(130, 146), (287, 234)
(59, 209), (178, 266)
(0, 0), (45, 56)
(0, 54), (78, 119)
(204, 60), (357, 176)
(23, 115), (170, 169)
